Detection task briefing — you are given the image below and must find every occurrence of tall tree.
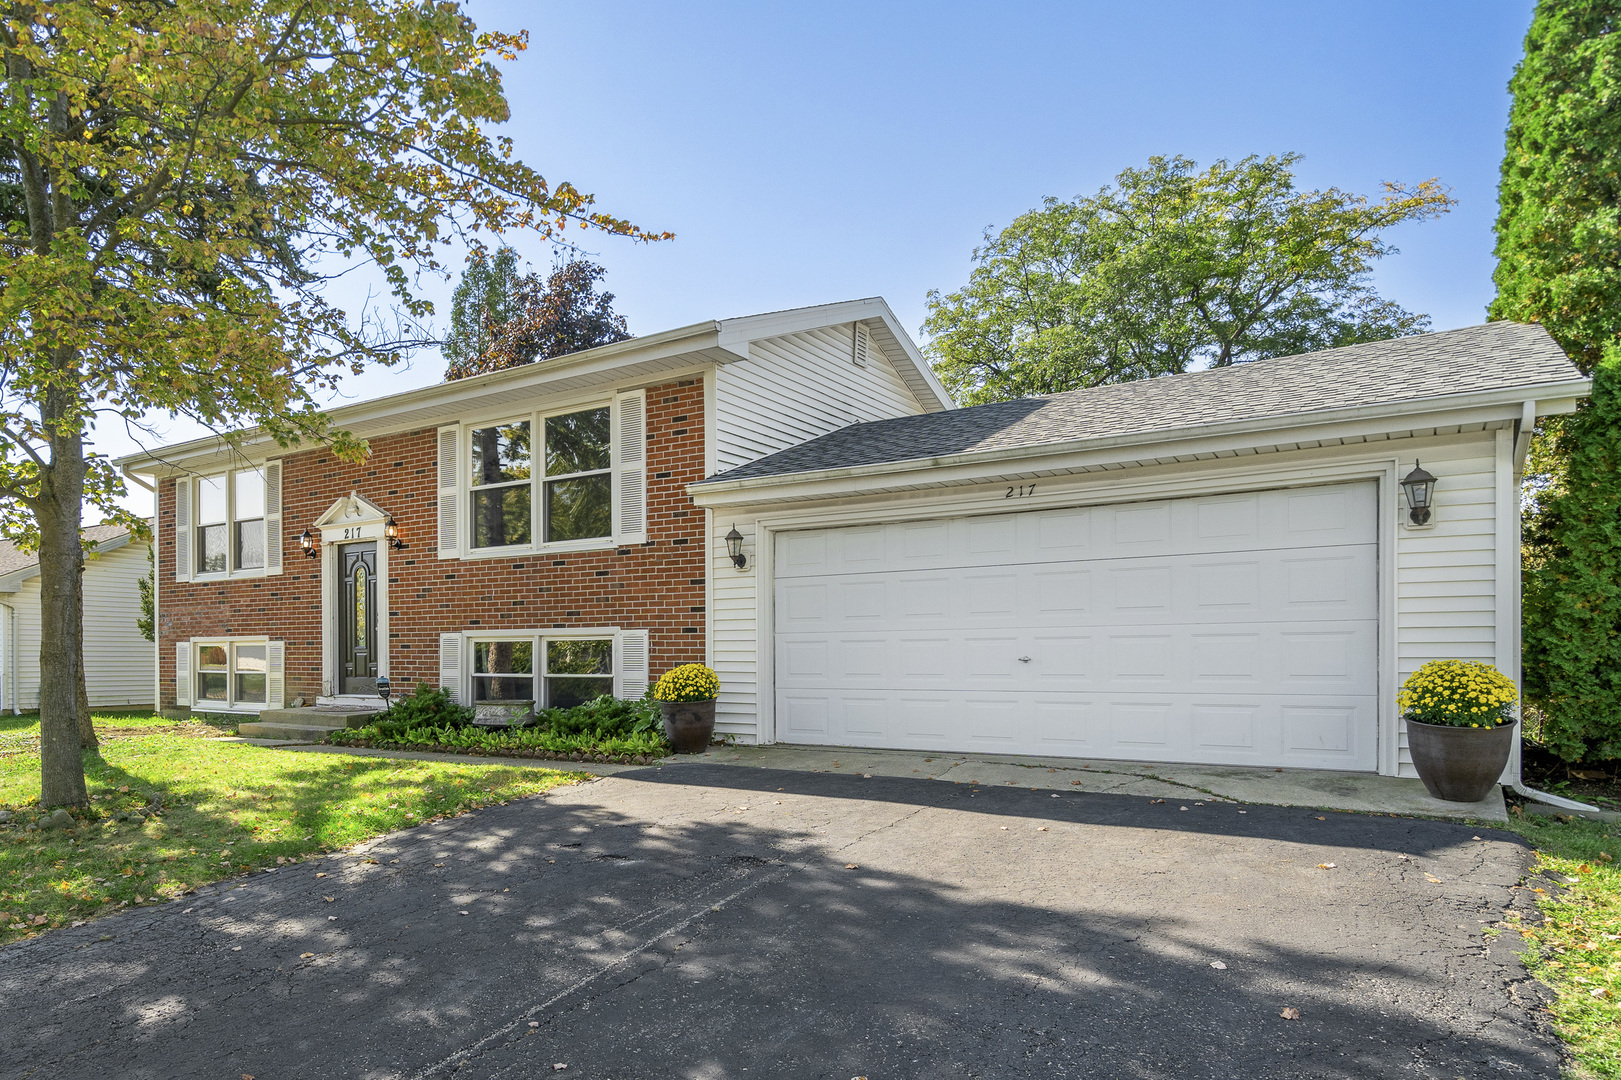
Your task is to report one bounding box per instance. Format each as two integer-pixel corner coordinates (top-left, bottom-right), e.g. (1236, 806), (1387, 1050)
(443, 246), (523, 375)
(1521, 346), (1621, 761)
(1491, 0), (1621, 371)
(923, 154), (1452, 406)
(444, 255), (630, 380)
(0, 0), (663, 807)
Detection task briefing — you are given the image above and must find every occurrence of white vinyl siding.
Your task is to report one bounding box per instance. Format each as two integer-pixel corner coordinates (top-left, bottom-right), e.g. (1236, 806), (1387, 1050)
(712, 520), (759, 740)
(714, 324), (927, 473)
(1391, 430), (1502, 778)
(1, 541), (154, 711)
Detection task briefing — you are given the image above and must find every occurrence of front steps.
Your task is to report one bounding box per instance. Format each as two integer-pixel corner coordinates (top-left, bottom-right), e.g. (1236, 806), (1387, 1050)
(238, 705), (382, 741)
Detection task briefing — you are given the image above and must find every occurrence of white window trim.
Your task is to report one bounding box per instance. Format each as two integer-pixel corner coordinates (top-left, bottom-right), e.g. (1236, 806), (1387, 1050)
(190, 466), (274, 581)
(459, 627), (623, 707)
(188, 636), (274, 714)
(456, 398), (631, 560)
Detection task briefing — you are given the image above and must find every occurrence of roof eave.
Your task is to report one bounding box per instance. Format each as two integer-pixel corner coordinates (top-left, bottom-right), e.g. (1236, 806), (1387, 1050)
(688, 377), (1592, 504)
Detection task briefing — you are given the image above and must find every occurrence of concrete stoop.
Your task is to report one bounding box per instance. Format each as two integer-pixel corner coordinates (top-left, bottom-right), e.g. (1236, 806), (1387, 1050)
(238, 705), (381, 742)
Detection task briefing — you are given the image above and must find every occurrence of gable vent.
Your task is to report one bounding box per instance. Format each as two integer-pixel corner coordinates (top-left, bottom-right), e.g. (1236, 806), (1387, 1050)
(852, 322), (871, 367)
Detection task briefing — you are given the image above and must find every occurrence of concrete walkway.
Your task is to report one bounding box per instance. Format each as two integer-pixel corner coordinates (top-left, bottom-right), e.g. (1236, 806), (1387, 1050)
(225, 736), (1508, 821)
(662, 743), (1510, 822)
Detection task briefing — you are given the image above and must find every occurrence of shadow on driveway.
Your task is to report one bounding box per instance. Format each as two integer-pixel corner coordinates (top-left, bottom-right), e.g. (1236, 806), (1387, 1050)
(0, 765), (1557, 1080)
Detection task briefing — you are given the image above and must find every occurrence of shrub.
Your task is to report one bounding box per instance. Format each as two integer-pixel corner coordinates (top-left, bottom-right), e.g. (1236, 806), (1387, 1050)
(334, 688), (667, 758)
(1398, 660), (1518, 728)
(370, 685), (473, 738)
(653, 664), (719, 702)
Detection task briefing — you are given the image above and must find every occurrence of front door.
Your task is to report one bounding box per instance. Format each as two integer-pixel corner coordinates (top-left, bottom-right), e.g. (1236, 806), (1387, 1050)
(338, 543), (378, 695)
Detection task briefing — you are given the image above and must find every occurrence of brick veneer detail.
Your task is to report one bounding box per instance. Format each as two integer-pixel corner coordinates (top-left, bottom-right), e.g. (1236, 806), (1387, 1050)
(155, 379), (708, 706)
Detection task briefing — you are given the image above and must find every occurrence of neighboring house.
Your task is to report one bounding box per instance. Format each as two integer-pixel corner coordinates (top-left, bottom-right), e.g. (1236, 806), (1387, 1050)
(686, 321), (1588, 780)
(119, 308), (1590, 784)
(0, 524), (154, 713)
(116, 299), (950, 726)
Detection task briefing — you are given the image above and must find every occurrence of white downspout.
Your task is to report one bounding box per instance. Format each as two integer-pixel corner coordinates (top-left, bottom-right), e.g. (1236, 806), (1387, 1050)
(1508, 399), (1601, 814)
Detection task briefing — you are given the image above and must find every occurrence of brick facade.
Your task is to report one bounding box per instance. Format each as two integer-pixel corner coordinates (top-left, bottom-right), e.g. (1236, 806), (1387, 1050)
(156, 378), (708, 708)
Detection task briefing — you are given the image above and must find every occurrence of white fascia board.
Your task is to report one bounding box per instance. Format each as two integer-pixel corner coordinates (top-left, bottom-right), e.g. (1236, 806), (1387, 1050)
(688, 379), (1593, 508)
(115, 322), (728, 475)
(717, 297), (956, 413)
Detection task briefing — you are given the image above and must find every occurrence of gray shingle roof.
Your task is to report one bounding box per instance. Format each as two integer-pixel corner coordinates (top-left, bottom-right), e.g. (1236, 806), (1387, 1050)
(0, 524), (134, 579)
(697, 322), (1583, 486)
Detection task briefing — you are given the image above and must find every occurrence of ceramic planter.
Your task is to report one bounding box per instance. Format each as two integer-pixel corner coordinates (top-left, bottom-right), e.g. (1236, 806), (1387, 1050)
(1405, 718), (1516, 803)
(661, 700), (717, 754)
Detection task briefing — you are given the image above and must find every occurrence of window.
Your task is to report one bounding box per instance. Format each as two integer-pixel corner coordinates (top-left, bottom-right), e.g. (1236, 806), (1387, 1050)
(472, 640), (534, 702)
(545, 638), (613, 708)
(470, 422), (531, 549)
(543, 408), (611, 543)
(467, 636), (614, 708)
(194, 642), (267, 708)
(195, 468), (265, 573)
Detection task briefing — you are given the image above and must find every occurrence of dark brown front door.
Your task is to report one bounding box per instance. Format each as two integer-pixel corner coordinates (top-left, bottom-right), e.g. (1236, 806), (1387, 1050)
(339, 543), (378, 695)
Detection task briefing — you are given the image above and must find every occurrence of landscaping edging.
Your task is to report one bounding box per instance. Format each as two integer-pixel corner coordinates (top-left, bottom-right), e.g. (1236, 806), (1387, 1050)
(327, 737), (663, 766)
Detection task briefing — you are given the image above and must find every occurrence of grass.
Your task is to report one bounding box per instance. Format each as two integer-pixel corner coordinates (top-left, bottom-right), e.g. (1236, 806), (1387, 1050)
(1497, 812), (1620, 1079)
(0, 712), (582, 945)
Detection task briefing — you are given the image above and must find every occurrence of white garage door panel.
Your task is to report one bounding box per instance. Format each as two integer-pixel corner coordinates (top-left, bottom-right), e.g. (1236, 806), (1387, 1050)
(773, 482), (1381, 771)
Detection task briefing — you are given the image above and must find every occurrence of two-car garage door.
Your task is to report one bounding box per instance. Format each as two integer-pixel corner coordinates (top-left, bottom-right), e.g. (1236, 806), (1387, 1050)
(773, 481), (1379, 771)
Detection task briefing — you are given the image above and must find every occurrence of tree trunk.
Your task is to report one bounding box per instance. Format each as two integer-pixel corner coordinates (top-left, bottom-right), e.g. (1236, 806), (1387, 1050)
(37, 385), (88, 808)
(77, 596), (97, 751)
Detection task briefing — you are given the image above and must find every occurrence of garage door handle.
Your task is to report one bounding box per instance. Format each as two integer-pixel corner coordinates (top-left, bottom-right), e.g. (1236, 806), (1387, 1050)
(1018, 656), (1031, 663)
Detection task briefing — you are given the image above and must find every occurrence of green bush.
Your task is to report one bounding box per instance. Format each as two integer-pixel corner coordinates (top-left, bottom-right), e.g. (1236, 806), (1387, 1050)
(335, 687), (667, 758)
(369, 685), (473, 738)
(1523, 345), (1621, 761)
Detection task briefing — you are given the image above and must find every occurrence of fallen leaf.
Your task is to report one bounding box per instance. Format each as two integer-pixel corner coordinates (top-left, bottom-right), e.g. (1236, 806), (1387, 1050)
(528, 1021), (540, 1028)
(844, 864), (859, 870)
(323, 896), (335, 903)
(300, 952), (314, 959)
(1280, 1007), (1300, 1020)
(31, 915), (47, 926)
(553, 1065), (568, 1071)
(1472, 836), (1483, 841)
(1070, 780), (1081, 785)
(315, 872), (326, 878)
(1037, 826), (1049, 831)
(1315, 816), (1326, 821)
(328, 916), (338, 921)
(459, 910), (470, 915)
(1425, 874), (1443, 884)
(1210, 961), (1227, 970)
(1318, 863), (1337, 869)
(1179, 806), (1189, 811)
(1149, 798), (1164, 804)
(231, 946), (242, 952)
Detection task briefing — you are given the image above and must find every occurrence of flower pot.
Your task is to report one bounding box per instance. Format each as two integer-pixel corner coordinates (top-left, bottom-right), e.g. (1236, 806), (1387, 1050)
(1405, 718), (1516, 803)
(661, 700), (717, 754)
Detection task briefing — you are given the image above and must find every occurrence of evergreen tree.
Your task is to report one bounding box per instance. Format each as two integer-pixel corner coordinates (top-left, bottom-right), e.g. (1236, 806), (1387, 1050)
(1522, 347), (1621, 761)
(445, 256), (631, 380)
(443, 247), (523, 375)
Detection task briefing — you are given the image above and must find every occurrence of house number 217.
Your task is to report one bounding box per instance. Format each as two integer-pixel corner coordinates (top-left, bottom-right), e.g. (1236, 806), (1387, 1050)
(342, 527), (364, 539)
(1004, 484), (1036, 499)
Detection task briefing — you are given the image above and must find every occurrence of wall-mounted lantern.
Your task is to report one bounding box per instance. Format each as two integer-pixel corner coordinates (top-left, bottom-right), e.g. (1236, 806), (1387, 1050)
(300, 529), (320, 559)
(1400, 461), (1438, 526)
(725, 525), (748, 570)
(385, 515), (407, 550)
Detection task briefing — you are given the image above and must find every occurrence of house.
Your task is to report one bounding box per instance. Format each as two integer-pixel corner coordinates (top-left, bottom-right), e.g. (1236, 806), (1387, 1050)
(0, 524), (154, 713)
(118, 304), (1589, 782)
(685, 320), (1589, 780)
(116, 299), (951, 724)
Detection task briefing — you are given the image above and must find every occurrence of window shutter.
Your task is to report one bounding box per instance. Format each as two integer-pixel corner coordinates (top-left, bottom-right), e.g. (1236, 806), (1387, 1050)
(173, 478), (192, 582)
(853, 322), (871, 367)
(437, 425), (460, 558)
(616, 629), (650, 699)
(266, 640), (285, 709)
(174, 642), (191, 706)
(263, 462), (283, 575)
(613, 390), (647, 545)
(439, 632), (463, 703)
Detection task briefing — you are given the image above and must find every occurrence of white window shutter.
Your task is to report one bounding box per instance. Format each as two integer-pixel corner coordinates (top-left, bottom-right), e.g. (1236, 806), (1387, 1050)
(616, 629), (650, 699)
(266, 640), (285, 708)
(174, 642), (191, 706)
(263, 462), (283, 575)
(173, 478), (191, 582)
(439, 632), (463, 703)
(613, 390), (647, 545)
(853, 322), (870, 367)
(437, 425), (460, 558)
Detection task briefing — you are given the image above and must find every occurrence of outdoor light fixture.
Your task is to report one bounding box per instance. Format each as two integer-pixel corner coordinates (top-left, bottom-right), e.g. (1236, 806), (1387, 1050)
(725, 525), (748, 569)
(377, 675), (392, 710)
(1400, 461), (1438, 526)
(300, 529), (319, 559)
(385, 515), (407, 550)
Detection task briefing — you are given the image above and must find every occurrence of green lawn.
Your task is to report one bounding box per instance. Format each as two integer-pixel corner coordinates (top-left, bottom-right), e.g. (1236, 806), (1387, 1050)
(0, 713), (582, 945)
(1497, 813), (1620, 1079)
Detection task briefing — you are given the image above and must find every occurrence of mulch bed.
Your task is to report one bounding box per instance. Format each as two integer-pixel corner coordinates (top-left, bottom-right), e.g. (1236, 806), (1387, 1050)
(1521, 740), (1621, 810)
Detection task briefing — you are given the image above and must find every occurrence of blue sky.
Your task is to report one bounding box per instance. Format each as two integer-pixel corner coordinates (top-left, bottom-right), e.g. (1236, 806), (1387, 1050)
(103, 0), (1538, 500)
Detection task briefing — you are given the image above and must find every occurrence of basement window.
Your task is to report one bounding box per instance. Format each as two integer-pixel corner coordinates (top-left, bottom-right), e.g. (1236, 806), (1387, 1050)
(466, 635), (613, 708)
(193, 642), (266, 707)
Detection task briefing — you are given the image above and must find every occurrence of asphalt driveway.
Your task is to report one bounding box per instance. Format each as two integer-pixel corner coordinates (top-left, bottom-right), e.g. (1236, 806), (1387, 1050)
(0, 764), (1559, 1079)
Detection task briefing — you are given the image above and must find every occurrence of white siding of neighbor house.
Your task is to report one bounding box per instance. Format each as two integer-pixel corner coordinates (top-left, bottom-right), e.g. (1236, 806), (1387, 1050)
(713, 324), (928, 474)
(2, 542), (154, 712)
(1391, 429), (1503, 778)
(706, 426), (1516, 779)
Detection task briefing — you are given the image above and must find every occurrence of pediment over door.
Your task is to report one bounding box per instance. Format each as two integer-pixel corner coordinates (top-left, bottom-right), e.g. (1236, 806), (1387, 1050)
(313, 492), (390, 542)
